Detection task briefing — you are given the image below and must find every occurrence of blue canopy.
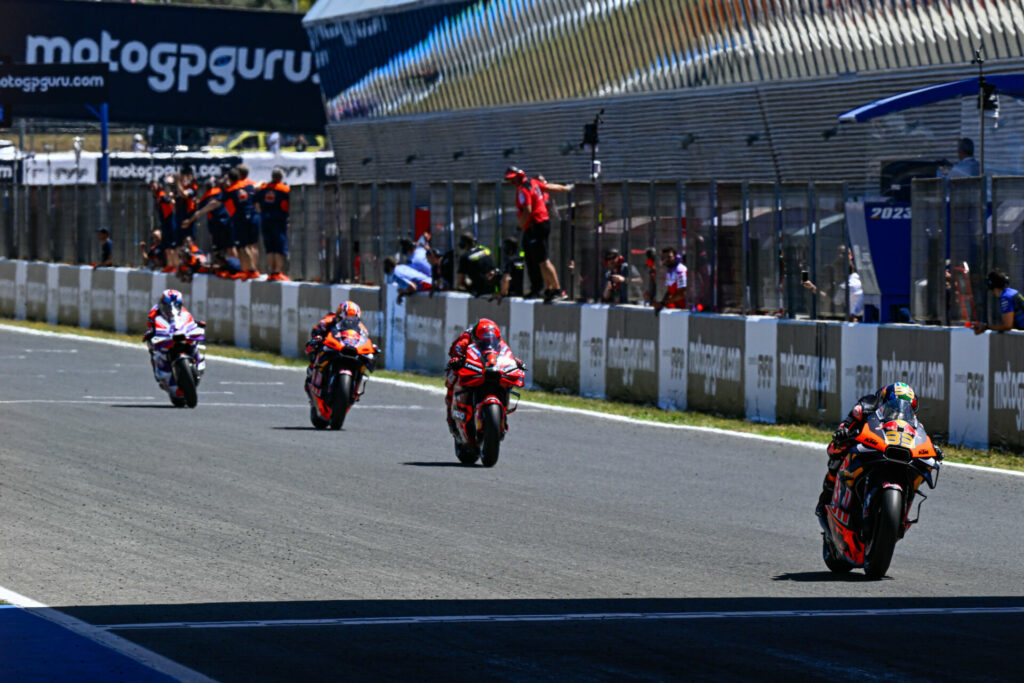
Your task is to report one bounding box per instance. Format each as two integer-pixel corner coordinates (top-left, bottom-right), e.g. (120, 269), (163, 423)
(838, 74), (1024, 123)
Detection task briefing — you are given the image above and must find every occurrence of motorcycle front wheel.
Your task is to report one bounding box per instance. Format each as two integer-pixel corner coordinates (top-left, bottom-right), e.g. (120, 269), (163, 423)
(480, 402), (502, 467)
(864, 486), (902, 579)
(172, 357), (198, 408)
(330, 373), (353, 430)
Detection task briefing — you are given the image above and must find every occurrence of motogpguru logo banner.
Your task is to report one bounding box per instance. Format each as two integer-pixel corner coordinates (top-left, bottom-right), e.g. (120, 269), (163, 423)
(1, 0), (324, 130)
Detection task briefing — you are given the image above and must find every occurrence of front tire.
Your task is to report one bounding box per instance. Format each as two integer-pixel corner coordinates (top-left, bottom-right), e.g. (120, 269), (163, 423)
(172, 357), (198, 408)
(864, 487), (902, 579)
(330, 374), (353, 430)
(480, 403), (502, 468)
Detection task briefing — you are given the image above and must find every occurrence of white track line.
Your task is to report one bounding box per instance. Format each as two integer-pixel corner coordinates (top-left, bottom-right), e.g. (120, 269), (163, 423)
(98, 605), (1024, 631)
(0, 585), (214, 682)
(3, 323), (1022, 478)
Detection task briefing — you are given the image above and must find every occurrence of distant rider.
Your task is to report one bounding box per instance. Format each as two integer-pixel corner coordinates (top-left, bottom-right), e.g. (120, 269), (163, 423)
(444, 318), (524, 436)
(143, 289), (204, 391)
(815, 382), (941, 522)
(304, 301), (375, 382)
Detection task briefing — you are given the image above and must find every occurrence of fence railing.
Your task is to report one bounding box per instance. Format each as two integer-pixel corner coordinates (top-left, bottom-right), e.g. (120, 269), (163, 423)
(3, 176), (1021, 324)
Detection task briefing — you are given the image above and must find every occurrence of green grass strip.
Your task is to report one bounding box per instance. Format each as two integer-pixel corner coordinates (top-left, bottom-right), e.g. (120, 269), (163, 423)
(3, 317), (1021, 473)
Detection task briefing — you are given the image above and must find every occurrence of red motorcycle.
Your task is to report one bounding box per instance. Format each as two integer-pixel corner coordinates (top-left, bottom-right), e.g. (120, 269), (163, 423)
(306, 323), (377, 430)
(449, 340), (525, 467)
(821, 400), (942, 579)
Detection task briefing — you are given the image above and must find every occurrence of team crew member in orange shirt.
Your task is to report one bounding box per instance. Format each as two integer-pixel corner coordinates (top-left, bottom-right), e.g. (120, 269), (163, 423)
(256, 167), (291, 281)
(150, 178), (179, 271)
(235, 164), (262, 279)
(505, 165), (572, 303)
(175, 165), (199, 245)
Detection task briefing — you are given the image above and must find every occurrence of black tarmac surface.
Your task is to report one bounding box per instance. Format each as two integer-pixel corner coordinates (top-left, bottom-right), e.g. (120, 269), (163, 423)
(1, 326), (1022, 681)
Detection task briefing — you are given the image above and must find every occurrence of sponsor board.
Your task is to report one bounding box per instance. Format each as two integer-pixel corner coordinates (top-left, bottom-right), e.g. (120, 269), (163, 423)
(232, 279), (250, 349)
(657, 309), (688, 410)
(296, 283), (332, 357)
(840, 323), (877, 417)
(89, 267), (116, 330)
(444, 294), (470, 363)
(204, 275), (236, 344)
(46, 264), (59, 325)
(24, 263), (49, 322)
(23, 153), (98, 186)
(347, 286), (383, 362)
(948, 329), (989, 449)
(508, 299), (536, 389)
(57, 266), (79, 326)
(989, 332), (1024, 450)
(467, 297), (510, 343)
(77, 267), (91, 328)
(279, 281), (301, 359)
(402, 293), (446, 373)
(239, 153), (317, 186)
(580, 305), (609, 399)
(384, 282), (404, 371)
(877, 326), (950, 437)
(532, 303), (580, 393)
(249, 281), (281, 352)
(605, 306), (658, 405)
(745, 317), (777, 423)
(687, 315), (745, 417)
(108, 154), (240, 184)
(0, 260), (17, 316)
(776, 321), (842, 425)
(0, 160), (19, 184)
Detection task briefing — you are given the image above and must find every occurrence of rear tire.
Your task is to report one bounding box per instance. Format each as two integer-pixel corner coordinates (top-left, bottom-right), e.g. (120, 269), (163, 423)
(310, 406), (329, 430)
(480, 403), (502, 468)
(864, 487), (902, 579)
(330, 374), (353, 430)
(172, 357), (198, 408)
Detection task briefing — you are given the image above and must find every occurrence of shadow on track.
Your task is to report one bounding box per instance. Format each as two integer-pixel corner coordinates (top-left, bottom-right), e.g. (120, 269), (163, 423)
(42, 597), (1024, 682)
(108, 404), (178, 409)
(403, 461), (477, 467)
(772, 571), (876, 583)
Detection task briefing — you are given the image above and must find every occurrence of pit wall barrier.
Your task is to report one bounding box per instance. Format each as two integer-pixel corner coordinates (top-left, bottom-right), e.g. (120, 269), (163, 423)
(2, 260), (1020, 452)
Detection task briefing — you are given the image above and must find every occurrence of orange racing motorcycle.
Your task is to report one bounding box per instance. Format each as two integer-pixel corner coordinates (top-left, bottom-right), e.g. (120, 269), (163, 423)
(305, 321), (377, 430)
(821, 400), (942, 578)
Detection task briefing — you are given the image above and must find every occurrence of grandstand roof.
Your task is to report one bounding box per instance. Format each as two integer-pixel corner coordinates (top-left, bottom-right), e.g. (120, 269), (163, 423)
(304, 0), (452, 25)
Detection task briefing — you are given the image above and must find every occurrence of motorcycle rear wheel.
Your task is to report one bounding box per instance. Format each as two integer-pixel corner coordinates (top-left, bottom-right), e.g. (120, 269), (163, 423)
(864, 487), (902, 579)
(455, 442), (479, 465)
(330, 374), (353, 430)
(480, 403), (502, 468)
(172, 357), (198, 408)
(310, 406), (329, 430)
(822, 535), (853, 574)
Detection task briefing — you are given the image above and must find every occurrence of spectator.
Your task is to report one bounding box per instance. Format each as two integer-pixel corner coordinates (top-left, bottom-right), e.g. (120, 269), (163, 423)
(456, 232), (499, 297)
(644, 247), (658, 305)
(505, 165), (572, 303)
(973, 269), (1024, 334)
(176, 236), (208, 283)
(132, 133), (147, 152)
(293, 134), (309, 152)
(256, 167), (291, 281)
(601, 248), (632, 304)
(384, 255), (432, 303)
(175, 166), (199, 245)
(399, 236), (432, 278)
(95, 227), (113, 268)
(653, 245), (687, 315)
(940, 137), (981, 178)
(267, 131), (281, 154)
(188, 175), (232, 265)
(427, 247), (456, 292)
(497, 236), (525, 304)
(802, 247), (863, 321)
(139, 229), (165, 270)
(235, 164), (262, 279)
(150, 178), (179, 271)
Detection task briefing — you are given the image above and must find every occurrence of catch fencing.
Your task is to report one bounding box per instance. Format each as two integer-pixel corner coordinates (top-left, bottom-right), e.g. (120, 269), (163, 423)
(2, 176), (1022, 325)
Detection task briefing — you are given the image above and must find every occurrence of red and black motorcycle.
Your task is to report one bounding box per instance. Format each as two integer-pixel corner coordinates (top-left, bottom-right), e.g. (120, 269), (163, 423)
(306, 323), (377, 430)
(449, 339), (525, 467)
(821, 400), (942, 579)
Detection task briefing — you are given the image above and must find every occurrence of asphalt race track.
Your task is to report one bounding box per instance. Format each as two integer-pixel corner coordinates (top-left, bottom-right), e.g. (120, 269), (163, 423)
(1, 325), (1023, 681)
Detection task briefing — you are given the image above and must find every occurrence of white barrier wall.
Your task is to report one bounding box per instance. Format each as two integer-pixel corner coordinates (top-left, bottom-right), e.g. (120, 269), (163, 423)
(2, 259), (1020, 451)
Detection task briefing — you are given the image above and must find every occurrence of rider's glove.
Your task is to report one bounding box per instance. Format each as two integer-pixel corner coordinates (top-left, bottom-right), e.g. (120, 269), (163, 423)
(515, 358), (527, 371)
(933, 444), (945, 460)
(832, 425), (852, 443)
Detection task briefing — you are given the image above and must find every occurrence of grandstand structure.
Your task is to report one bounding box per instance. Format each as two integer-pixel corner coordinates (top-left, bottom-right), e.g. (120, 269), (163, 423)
(304, 0), (1024, 190)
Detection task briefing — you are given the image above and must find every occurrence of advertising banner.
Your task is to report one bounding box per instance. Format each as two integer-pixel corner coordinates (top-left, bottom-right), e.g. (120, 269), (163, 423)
(840, 323), (877, 415)
(249, 281), (282, 352)
(279, 282), (300, 358)
(657, 309), (688, 411)
(0, 64), (107, 104)
(444, 294), (470, 361)
(108, 154), (241, 184)
(57, 265), (80, 326)
(744, 317), (777, 423)
(508, 300), (536, 389)
(605, 306), (659, 405)
(295, 283), (331, 357)
(2, 0), (324, 130)
(580, 305), (609, 399)
(948, 329), (989, 449)
(204, 275), (236, 344)
(231, 280), (250, 348)
(89, 267), (116, 331)
(46, 263), (59, 324)
(467, 297), (510, 342)
(24, 263), (49, 321)
(402, 293), (446, 373)
(383, 283), (404, 370)
(77, 267), (91, 328)
(239, 153), (317, 186)
(532, 303), (580, 393)
(23, 153), (97, 186)
(347, 285), (383, 358)
(687, 315), (745, 417)
(776, 321), (843, 426)
(315, 155), (337, 184)
(0, 260), (17, 316)
(0, 159), (18, 184)
(877, 326), (950, 437)
(988, 332), (1024, 451)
